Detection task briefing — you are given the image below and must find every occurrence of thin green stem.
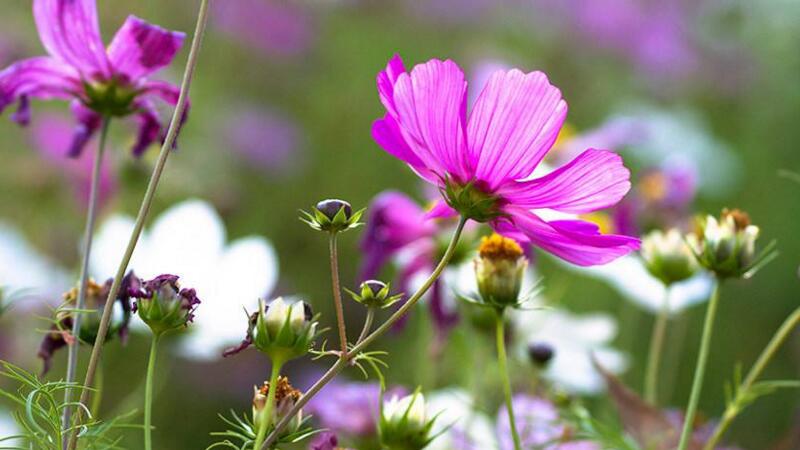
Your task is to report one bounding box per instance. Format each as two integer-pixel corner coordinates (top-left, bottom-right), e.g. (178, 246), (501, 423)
(67, 2), (210, 448)
(644, 287), (671, 404)
(496, 310), (522, 450)
(328, 233), (348, 357)
(356, 307), (376, 345)
(702, 305), (800, 450)
(144, 334), (160, 450)
(253, 360), (283, 450)
(261, 216), (468, 449)
(90, 358), (104, 418)
(61, 117), (111, 444)
(677, 279), (721, 450)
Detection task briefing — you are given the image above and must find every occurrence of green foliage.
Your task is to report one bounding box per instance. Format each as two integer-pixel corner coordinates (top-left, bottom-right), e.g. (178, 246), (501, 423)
(560, 403), (642, 450)
(207, 409), (318, 450)
(0, 362), (134, 450)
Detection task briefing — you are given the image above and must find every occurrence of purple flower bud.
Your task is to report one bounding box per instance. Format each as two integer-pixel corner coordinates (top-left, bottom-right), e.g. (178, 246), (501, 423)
(316, 199), (352, 221)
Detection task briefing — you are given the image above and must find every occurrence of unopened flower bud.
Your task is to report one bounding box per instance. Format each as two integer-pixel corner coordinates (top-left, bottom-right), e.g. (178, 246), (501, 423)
(301, 199), (364, 233)
(527, 342), (555, 368)
(689, 209), (772, 279)
(380, 391), (437, 450)
(132, 274), (200, 336)
(225, 297), (318, 362)
(345, 280), (403, 309)
(641, 228), (698, 285)
(474, 234), (527, 309)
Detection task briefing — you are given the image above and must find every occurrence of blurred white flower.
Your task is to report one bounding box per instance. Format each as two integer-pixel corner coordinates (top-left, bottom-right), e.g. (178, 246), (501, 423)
(426, 389), (498, 450)
(0, 222), (69, 304)
(91, 199), (278, 360)
(0, 409), (19, 442)
(514, 306), (628, 395)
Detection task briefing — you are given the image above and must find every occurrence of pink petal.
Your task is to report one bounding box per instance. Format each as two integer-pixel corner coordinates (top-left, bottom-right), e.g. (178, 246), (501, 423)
(371, 115), (437, 183)
(0, 57), (81, 114)
(33, 0), (110, 76)
(131, 101), (162, 157)
(390, 58), (471, 181)
(467, 69), (567, 189)
(494, 207), (639, 266)
(140, 79), (181, 105)
(68, 100), (102, 157)
(498, 149), (631, 213)
(377, 53), (406, 115)
(107, 16), (185, 81)
(423, 199), (458, 220)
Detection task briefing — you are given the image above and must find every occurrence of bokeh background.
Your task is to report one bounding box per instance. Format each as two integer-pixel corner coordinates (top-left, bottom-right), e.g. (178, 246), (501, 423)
(1, 0), (799, 448)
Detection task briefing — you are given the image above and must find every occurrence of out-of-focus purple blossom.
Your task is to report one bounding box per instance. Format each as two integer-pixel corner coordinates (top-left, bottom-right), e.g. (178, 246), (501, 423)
(306, 380), (406, 439)
(213, 0), (314, 58)
(308, 432), (338, 450)
(31, 113), (117, 209)
(405, 0), (495, 24)
(223, 106), (304, 175)
(496, 395), (599, 450)
(0, 0), (187, 158)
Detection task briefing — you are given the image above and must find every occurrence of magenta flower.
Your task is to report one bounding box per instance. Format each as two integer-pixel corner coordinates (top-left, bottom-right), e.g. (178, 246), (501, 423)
(372, 55), (639, 266)
(0, 0), (186, 158)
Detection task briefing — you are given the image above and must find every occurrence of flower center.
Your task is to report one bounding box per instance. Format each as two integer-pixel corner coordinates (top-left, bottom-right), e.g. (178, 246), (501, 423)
(442, 178), (502, 222)
(478, 233), (523, 260)
(82, 77), (138, 117)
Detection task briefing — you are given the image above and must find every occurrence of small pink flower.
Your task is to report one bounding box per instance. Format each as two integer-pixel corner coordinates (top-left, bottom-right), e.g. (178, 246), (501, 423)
(0, 0), (186, 158)
(372, 55), (639, 266)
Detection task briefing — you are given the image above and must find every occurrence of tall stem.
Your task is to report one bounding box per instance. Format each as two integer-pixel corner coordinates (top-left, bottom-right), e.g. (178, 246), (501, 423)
(702, 305), (800, 450)
(644, 287), (671, 404)
(496, 310), (522, 450)
(144, 334), (160, 450)
(61, 117), (111, 443)
(356, 307), (376, 345)
(253, 361), (283, 450)
(328, 233), (348, 357)
(677, 279), (721, 450)
(261, 216), (468, 449)
(67, 2), (210, 448)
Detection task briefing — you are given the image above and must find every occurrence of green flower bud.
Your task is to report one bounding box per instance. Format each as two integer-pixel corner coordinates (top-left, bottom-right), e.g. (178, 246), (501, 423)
(300, 199), (365, 233)
(345, 280), (403, 309)
(474, 233), (527, 309)
(689, 209), (773, 279)
(641, 228), (699, 285)
(380, 391), (437, 450)
(133, 274), (200, 336)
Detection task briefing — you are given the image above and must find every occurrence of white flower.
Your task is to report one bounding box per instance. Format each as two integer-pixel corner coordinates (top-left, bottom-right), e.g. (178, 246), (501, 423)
(514, 306), (628, 395)
(91, 199), (278, 360)
(0, 409), (20, 442)
(426, 389), (498, 450)
(0, 222), (69, 305)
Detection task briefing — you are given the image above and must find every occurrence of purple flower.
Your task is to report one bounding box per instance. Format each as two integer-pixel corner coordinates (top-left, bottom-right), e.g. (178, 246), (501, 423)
(372, 55), (639, 267)
(130, 274), (201, 334)
(308, 432), (338, 450)
(496, 395), (598, 450)
(213, 0), (313, 58)
(224, 106), (304, 174)
(0, 0), (186, 158)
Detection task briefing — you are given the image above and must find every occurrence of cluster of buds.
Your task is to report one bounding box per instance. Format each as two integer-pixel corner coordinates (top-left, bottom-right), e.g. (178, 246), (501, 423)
(130, 274), (201, 336)
(38, 276), (132, 374)
(640, 228), (699, 285)
(252, 376), (304, 439)
(379, 391), (437, 450)
(224, 297), (318, 363)
(345, 280), (403, 309)
(688, 209), (773, 279)
(473, 233), (528, 310)
(301, 199), (365, 234)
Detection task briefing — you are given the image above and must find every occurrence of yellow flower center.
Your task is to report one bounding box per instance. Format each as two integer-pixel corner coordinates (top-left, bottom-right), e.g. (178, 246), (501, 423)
(579, 212), (615, 235)
(639, 172), (668, 202)
(478, 233), (523, 260)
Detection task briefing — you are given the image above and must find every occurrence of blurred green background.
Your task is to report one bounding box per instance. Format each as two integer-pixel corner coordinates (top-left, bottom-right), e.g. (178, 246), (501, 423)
(0, 0), (798, 448)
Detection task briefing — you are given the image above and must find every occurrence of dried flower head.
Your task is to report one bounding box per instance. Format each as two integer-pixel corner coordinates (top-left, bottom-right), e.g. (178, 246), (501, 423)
(131, 274), (200, 336)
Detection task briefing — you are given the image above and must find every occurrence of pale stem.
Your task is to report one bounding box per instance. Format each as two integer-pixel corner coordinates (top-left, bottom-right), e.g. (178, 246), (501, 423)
(261, 216), (468, 449)
(356, 307), (376, 345)
(496, 310), (522, 450)
(66, 1), (211, 448)
(328, 232), (348, 357)
(644, 287), (671, 404)
(677, 279), (721, 450)
(144, 334), (160, 450)
(61, 117), (111, 443)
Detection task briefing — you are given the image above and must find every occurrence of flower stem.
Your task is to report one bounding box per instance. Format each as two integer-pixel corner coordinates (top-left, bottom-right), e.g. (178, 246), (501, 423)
(356, 307), (376, 345)
(253, 360), (283, 450)
(66, 2), (210, 448)
(144, 334), (160, 450)
(261, 216), (468, 449)
(702, 305), (800, 450)
(644, 287), (671, 404)
(495, 309), (522, 450)
(677, 279), (721, 450)
(328, 232), (348, 357)
(61, 116), (111, 443)
(90, 357), (104, 418)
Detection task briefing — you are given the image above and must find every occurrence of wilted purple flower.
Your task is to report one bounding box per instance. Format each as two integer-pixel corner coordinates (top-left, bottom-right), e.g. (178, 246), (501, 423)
(496, 395), (598, 450)
(213, 0), (313, 58)
(306, 380), (406, 440)
(31, 113), (117, 209)
(373, 55), (639, 266)
(0, 0), (186, 158)
(130, 274), (201, 335)
(224, 106), (304, 174)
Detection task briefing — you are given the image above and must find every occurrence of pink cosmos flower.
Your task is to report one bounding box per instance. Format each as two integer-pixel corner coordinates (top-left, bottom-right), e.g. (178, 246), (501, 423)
(372, 55), (639, 266)
(0, 0), (186, 158)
